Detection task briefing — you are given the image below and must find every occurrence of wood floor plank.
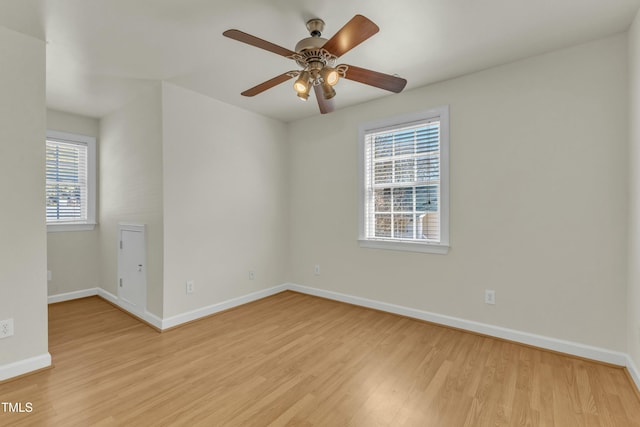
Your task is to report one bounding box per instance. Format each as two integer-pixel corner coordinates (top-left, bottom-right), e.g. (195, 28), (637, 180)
(0, 292), (639, 426)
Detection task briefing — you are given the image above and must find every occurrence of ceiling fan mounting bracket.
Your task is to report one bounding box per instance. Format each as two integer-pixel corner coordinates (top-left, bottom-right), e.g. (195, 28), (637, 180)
(305, 18), (325, 37)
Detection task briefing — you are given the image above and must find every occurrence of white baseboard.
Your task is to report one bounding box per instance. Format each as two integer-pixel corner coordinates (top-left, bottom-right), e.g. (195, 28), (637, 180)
(97, 288), (163, 330)
(48, 288), (163, 329)
(48, 288), (99, 304)
(0, 353), (51, 382)
(49, 285), (290, 331)
(161, 284), (289, 330)
(286, 283), (629, 367)
(51, 285), (288, 330)
(627, 355), (640, 393)
(96, 287), (118, 305)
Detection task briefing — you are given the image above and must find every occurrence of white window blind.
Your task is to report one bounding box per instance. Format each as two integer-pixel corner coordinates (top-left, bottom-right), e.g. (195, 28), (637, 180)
(360, 106), (449, 253)
(45, 130), (96, 232)
(46, 138), (88, 223)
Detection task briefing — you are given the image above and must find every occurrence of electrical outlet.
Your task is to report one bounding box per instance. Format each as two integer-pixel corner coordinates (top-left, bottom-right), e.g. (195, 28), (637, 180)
(186, 280), (194, 294)
(0, 319), (14, 339)
(314, 265), (321, 276)
(47, 270), (52, 281)
(249, 270), (255, 280)
(485, 290), (496, 305)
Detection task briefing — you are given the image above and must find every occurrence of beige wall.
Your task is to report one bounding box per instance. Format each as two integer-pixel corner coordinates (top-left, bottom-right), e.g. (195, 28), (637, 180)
(288, 35), (629, 351)
(161, 83), (289, 318)
(46, 109), (101, 295)
(0, 26), (48, 366)
(47, 109), (100, 138)
(99, 86), (164, 317)
(628, 10), (640, 372)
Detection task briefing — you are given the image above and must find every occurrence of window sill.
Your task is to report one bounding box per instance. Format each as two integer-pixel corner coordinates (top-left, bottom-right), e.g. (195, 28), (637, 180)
(47, 223), (97, 233)
(359, 239), (449, 254)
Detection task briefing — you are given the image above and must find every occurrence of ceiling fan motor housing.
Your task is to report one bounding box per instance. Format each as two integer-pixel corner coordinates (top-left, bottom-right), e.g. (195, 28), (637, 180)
(294, 36), (327, 53)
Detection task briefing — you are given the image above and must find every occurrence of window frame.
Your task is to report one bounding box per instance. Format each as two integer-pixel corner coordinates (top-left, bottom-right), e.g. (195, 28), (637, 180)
(46, 130), (97, 233)
(358, 106), (450, 254)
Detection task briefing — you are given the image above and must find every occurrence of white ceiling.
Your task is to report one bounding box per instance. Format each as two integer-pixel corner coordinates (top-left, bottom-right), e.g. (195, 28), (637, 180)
(1, 0), (639, 122)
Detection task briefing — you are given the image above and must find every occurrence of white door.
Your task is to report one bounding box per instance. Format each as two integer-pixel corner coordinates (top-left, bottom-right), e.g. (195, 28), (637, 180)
(118, 224), (147, 317)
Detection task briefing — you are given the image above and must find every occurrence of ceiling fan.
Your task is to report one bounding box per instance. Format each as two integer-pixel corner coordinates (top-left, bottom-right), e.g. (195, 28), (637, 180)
(223, 15), (407, 114)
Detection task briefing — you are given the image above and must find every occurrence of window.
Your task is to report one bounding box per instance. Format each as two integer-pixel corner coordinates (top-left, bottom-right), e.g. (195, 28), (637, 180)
(359, 106), (449, 254)
(46, 130), (96, 232)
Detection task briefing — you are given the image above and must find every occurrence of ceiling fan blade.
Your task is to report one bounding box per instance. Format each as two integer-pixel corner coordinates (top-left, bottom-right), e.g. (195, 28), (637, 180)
(314, 85), (335, 114)
(322, 15), (379, 58)
(223, 29), (297, 58)
(342, 65), (407, 93)
(241, 73), (294, 97)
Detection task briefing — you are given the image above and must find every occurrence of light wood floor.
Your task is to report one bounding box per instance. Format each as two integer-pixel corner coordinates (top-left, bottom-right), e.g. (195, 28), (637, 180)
(1, 292), (639, 426)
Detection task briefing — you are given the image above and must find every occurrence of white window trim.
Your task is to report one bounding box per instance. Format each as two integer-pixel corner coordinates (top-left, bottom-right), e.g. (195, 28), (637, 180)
(46, 130), (97, 233)
(358, 106), (450, 254)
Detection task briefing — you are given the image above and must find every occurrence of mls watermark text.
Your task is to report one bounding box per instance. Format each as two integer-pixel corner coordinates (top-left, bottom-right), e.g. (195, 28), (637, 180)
(1, 402), (33, 413)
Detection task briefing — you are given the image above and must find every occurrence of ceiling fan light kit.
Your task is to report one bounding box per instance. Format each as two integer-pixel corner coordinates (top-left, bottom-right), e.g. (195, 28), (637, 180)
(320, 67), (340, 86)
(294, 70), (311, 94)
(223, 14), (407, 114)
